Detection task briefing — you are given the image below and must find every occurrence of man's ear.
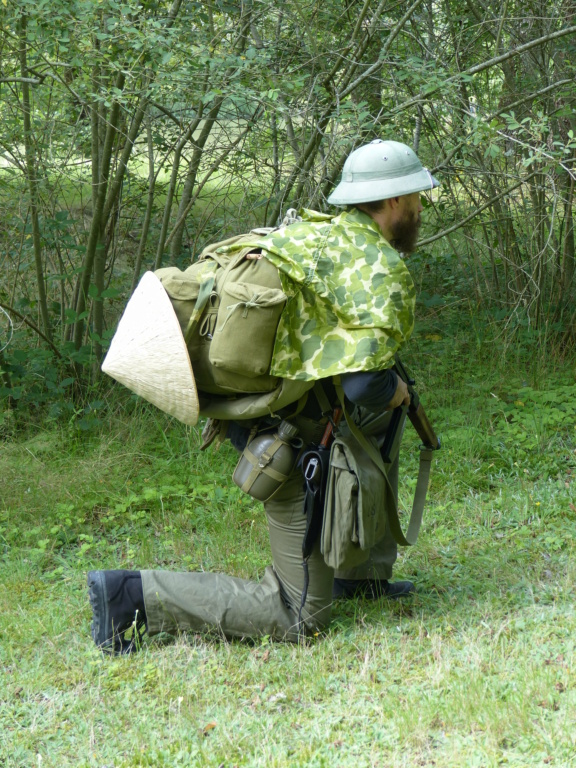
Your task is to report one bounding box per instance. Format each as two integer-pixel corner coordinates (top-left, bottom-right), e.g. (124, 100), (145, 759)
(387, 196), (401, 210)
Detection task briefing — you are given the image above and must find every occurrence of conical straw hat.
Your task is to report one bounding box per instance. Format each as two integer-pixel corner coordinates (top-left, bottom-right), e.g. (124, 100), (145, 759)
(102, 271), (199, 426)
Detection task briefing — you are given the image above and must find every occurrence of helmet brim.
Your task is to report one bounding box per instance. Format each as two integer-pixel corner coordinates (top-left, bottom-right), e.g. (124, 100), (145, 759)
(328, 169), (440, 206)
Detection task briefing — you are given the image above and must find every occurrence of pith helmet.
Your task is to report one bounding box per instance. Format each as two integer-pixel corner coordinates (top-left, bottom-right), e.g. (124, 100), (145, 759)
(328, 139), (439, 206)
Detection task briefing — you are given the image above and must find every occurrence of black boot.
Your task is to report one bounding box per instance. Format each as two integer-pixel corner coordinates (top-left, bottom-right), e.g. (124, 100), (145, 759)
(87, 570), (147, 654)
(333, 578), (415, 600)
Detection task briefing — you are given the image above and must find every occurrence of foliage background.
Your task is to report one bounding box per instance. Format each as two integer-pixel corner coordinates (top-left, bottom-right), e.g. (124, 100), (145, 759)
(1, 2), (576, 766)
(1, 0), (575, 413)
(2, 327), (576, 767)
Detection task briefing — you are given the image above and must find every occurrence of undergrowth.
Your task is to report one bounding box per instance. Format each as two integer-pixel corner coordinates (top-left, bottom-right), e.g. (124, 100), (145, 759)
(1, 317), (576, 767)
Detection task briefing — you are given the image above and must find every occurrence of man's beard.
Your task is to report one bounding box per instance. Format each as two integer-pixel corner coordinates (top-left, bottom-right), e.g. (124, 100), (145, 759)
(390, 213), (421, 254)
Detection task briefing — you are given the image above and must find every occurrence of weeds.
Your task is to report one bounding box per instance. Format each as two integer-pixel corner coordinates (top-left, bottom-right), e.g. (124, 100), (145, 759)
(1, 322), (576, 767)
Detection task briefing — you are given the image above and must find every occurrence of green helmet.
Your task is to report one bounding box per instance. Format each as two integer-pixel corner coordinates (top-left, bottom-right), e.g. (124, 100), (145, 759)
(328, 139), (439, 206)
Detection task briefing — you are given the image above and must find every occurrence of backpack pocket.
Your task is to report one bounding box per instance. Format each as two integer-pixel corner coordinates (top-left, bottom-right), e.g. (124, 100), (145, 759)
(155, 263), (214, 361)
(155, 266), (200, 327)
(209, 281), (286, 377)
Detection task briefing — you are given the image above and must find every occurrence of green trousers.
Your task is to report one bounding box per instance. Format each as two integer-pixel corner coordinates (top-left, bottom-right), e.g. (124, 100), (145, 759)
(142, 409), (400, 643)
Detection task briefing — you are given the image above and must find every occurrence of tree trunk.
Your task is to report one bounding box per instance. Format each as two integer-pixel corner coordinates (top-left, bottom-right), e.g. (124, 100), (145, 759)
(18, 15), (52, 344)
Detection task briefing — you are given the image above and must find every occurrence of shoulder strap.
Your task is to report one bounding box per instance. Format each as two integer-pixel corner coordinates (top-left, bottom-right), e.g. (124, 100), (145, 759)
(333, 379), (435, 547)
(184, 275), (215, 346)
(312, 379), (333, 416)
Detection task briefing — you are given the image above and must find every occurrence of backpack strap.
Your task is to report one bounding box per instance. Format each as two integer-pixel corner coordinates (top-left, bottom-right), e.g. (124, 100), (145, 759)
(184, 275), (216, 346)
(312, 379), (333, 417)
(333, 378), (434, 547)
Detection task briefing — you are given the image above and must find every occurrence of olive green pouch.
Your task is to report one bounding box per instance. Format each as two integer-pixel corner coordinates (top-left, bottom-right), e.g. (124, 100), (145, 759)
(210, 281), (287, 377)
(321, 431), (392, 570)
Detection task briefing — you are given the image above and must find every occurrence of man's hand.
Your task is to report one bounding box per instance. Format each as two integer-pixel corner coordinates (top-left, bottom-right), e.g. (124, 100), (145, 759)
(387, 375), (410, 410)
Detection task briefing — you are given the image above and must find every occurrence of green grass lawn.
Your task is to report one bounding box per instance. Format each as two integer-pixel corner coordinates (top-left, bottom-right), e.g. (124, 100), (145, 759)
(1, 327), (576, 767)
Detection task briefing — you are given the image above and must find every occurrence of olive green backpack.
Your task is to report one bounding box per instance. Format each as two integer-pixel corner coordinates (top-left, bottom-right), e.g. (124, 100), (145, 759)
(155, 229), (314, 422)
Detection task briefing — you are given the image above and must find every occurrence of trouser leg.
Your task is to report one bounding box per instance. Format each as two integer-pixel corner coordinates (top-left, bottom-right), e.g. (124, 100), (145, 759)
(265, 470), (334, 635)
(142, 419), (333, 642)
(142, 565), (297, 641)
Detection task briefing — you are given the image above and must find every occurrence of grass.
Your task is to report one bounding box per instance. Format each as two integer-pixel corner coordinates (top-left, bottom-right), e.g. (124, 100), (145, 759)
(1, 318), (576, 767)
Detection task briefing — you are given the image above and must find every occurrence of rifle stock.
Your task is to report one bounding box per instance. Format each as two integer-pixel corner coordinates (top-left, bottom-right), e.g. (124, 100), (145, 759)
(393, 357), (440, 451)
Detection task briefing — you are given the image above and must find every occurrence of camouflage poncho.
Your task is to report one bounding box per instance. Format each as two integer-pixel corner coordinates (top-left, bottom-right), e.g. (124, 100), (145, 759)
(219, 208), (415, 381)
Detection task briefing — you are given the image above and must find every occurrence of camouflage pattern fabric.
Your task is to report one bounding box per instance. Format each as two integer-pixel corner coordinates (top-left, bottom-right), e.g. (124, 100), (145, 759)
(215, 208), (415, 381)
